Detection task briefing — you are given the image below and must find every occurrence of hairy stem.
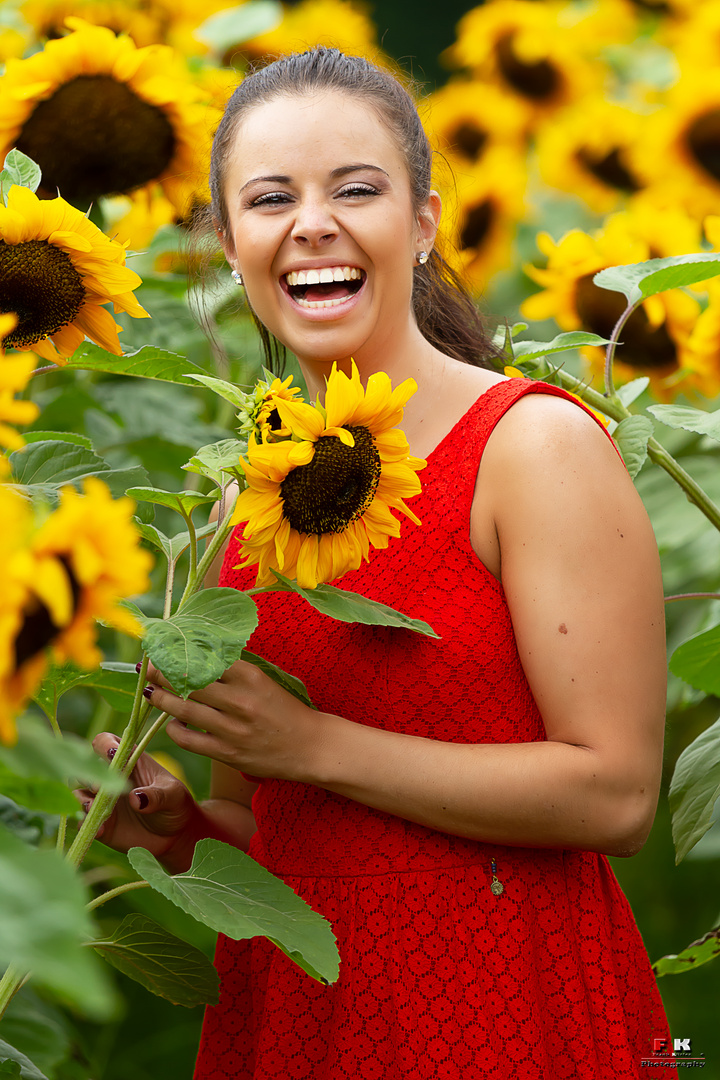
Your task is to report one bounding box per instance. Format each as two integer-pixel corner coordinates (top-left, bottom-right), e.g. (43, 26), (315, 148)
(86, 879), (151, 912)
(603, 299), (639, 398)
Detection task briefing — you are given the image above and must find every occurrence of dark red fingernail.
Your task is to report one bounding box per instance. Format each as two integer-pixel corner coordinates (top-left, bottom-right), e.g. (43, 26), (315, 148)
(135, 662), (142, 673)
(107, 747), (116, 760)
(143, 684), (154, 700)
(82, 802), (90, 814)
(134, 790), (149, 810)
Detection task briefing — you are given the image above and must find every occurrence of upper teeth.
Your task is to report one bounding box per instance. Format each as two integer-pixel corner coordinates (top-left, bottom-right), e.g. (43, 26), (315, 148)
(286, 266), (363, 286)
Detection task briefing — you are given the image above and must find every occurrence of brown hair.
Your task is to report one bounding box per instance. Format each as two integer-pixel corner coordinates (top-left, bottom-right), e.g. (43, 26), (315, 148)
(206, 47), (500, 371)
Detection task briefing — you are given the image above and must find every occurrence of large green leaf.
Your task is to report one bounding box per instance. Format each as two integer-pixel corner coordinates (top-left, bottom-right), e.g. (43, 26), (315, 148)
(616, 377), (649, 408)
(1, 988), (71, 1076)
(669, 624), (720, 696)
(0, 826), (116, 1017)
(653, 928), (720, 977)
(668, 717), (720, 863)
(136, 520), (217, 565)
(142, 587), (259, 697)
(183, 374), (251, 410)
(195, 1), (282, 51)
(0, 714), (126, 795)
(92, 913), (219, 1007)
(511, 331), (612, 361)
(33, 661), (138, 719)
(242, 650), (315, 709)
(268, 572), (439, 637)
(128, 840), (340, 984)
(126, 486), (217, 516)
(21, 431), (93, 450)
(594, 253), (720, 305)
(1, 149), (41, 194)
(9, 441), (109, 493)
(647, 403), (720, 442)
(613, 415), (653, 479)
(60, 344), (211, 386)
(0, 1042), (47, 1080)
(0, 763), (77, 816)
(183, 440), (247, 487)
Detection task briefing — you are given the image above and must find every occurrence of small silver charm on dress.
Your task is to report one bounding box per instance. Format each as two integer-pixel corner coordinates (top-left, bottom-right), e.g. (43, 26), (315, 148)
(490, 857), (504, 896)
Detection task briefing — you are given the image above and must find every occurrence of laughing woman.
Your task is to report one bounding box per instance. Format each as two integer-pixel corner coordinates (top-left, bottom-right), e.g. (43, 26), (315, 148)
(88, 48), (674, 1080)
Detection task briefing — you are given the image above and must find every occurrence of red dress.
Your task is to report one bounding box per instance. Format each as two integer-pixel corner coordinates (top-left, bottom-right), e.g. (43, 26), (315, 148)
(194, 378), (674, 1080)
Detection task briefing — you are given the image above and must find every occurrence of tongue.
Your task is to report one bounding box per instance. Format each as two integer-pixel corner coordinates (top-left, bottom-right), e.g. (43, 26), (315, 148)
(304, 282), (353, 302)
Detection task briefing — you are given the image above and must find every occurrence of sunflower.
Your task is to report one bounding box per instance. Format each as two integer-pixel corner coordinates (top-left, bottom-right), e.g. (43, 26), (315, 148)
(0, 184), (149, 363)
(629, 66), (720, 220)
(230, 362), (425, 589)
(443, 0), (602, 126)
(679, 280), (720, 400)
(237, 0), (381, 64)
(0, 18), (220, 215)
(536, 97), (647, 214)
(236, 372), (304, 443)
(521, 217), (705, 396)
(0, 313), (40, 453)
(424, 78), (528, 167)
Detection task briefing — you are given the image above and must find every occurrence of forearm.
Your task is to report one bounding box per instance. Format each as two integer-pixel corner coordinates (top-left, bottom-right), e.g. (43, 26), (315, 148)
(160, 797), (257, 874)
(310, 714), (659, 857)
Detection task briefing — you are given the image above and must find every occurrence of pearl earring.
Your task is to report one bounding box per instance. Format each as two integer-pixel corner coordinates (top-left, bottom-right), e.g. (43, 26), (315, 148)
(231, 269), (244, 286)
(416, 251), (429, 266)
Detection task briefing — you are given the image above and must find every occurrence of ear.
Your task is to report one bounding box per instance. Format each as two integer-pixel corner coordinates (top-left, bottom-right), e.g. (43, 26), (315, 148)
(416, 190), (442, 254)
(214, 219), (238, 270)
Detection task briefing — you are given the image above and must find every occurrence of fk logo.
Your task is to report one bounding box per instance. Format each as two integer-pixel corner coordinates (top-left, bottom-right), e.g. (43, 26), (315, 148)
(652, 1038), (692, 1053)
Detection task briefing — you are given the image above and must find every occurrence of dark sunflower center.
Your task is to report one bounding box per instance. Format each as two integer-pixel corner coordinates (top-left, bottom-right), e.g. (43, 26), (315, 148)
(17, 74), (176, 205)
(0, 239), (85, 347)
(447, 121), (488, 163)
(575, 274), (677, 371)
(496, 32), (559, 101)
(13, 557), (81, 670)
(460, 199), (494, 250)
(280, 425), (381, 535)
(576, 147), (641, 193)
(686, 109), (720, 183)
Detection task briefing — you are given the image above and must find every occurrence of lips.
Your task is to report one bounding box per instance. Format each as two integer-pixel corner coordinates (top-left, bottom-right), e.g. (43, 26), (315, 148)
(282, 265), (366, 309)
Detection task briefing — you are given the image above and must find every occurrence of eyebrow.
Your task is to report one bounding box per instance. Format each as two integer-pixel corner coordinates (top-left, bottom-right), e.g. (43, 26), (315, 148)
(238, 163), (390, 194)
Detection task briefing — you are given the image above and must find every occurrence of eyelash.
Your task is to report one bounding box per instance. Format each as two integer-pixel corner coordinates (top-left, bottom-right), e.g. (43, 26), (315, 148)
(249, 184), (380, 208)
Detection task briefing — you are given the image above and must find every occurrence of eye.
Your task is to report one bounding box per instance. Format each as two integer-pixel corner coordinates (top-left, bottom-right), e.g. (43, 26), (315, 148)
(249, 191), (293, 208)
(337, 183), (380, 199)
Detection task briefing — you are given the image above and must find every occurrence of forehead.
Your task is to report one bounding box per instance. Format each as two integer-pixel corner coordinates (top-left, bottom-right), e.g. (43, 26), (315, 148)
(226, 91), (407, 180)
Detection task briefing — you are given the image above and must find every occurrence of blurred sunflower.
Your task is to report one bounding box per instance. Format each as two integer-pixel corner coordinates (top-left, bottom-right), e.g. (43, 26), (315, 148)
(680, 280), (720, 400)
(21, 0), (164, 46)
(0, 313), (40, 454)
(0, 18), (220, 214)
(443, 0), (601, 126)
(521, 218), (704, 396)
(231, 362), (425, 589)
(536, 97), (646, 213)
(237, 0), (380, 65)
(425, 78), (528, 166)
(443, 145), (526, 292)
(236, 373), (304, 443)
(0, 184), (148, 363)
(630, 67), (720, 219)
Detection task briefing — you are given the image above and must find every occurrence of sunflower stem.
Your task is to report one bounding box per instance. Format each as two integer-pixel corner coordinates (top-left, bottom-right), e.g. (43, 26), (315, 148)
(125, 712), (170, 775)
(163, 558), (176, 621)
(665, 592), (720, 603)
(603, 298), (639, 399)
(0, 964), (28, 1021)
(86, 879), (150, 912)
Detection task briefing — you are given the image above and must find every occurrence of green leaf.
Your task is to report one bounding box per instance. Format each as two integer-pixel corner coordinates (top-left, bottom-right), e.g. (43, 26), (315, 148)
(20, 431), (93, 450)
(0, 826), (116, 1017)
(669, 624), (720, 696)
(594, 253), (720, 305)
(268, 572), (439, 638)
(195, 1), (282, 51)
(0, 714), (126, 795)
(183, 440), (247, 486)
(647, 403), (720, 442)
(1, 149), (42, 193)
(668, 717), (720, 862)
(653, 928), (720, 977)
(1, 988), (72, 1076)
(125, 486), (217, 516)
(136, 520), (217, 564)
(183, 374), (251, 410)
(511, 331), (612, 362)
(92, 913), (220, 1007)
(613, 415), (653, 478)
(242, 650), (315, 709)
(142, 587), (259, 697)
(9, 441), (109, 494)
(32, 661), (138, 719)
(128, 839), (339, 985)
(615, 377), (650, 408)
(59, 344), (212, 386)
(0, 1042), (47, 1080)
(0, 763), (78, 816)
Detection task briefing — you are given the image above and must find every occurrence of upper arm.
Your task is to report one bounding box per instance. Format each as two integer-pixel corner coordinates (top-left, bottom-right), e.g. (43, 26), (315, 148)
(477, 395), (666, 788)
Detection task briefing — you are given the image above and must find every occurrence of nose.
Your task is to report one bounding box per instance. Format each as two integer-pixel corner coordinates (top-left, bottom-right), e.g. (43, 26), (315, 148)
(291, 195), (338, 246)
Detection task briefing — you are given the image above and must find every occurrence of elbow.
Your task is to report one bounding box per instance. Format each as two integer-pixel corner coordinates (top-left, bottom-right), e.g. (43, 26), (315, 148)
(595, 789), (658, 858)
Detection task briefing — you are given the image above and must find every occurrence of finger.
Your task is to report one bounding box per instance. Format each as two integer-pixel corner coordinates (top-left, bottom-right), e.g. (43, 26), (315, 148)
(144, 662), (229, 709)
(72, 788), (94, 812)
(93, 731), (121, 762)
(165, 717), (240, 767)
(142, 683), (224, 732)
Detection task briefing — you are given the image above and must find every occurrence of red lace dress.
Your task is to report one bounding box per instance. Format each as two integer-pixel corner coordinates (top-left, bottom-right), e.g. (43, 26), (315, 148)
(194, 378), (674, 1080)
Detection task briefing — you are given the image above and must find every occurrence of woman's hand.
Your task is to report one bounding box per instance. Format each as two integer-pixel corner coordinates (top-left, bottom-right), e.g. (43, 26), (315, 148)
(142, 659), (323, 783)
(74, 732), (197, 862)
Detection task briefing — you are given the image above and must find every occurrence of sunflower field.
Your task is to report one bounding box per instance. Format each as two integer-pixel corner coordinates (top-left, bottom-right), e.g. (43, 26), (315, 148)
(1, 0), (720, 1075)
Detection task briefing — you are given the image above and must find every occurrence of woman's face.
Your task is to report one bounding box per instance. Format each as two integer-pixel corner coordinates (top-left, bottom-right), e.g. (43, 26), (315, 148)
(220, 90), (434, 367)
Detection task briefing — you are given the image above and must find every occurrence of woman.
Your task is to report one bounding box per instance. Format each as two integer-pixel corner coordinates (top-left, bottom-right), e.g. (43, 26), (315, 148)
(88, 48), (673, 1079)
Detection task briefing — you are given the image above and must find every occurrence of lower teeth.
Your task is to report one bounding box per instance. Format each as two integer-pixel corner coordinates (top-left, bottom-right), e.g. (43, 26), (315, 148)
(295, 294), (355, 309)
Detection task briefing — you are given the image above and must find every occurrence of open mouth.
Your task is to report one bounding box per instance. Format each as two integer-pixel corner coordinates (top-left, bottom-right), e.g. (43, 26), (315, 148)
(283, 265), (365, 309)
